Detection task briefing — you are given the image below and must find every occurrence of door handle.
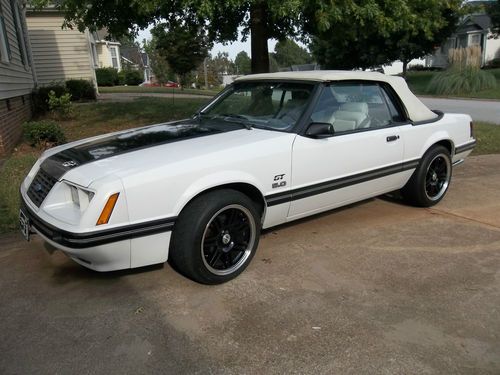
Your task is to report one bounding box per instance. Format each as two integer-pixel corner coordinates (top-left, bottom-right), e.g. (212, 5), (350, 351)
(386, 135), (400, 142)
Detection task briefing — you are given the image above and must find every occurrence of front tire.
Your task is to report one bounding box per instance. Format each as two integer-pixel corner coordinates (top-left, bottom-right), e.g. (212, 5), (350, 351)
(169, 189), (261, 284)
(401, 145), (452, 207)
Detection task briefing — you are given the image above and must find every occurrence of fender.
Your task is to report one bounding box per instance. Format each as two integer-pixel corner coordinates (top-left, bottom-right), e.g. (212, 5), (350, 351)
(172, 170), (267, 218)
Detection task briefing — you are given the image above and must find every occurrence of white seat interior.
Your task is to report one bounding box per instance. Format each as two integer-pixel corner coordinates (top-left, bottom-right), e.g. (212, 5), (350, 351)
(332, 102), (370, 131)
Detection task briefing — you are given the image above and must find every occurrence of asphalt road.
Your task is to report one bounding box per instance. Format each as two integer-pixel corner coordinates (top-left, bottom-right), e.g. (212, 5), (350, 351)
(420, 97), (500, 124)
(1, 155), (500, 374)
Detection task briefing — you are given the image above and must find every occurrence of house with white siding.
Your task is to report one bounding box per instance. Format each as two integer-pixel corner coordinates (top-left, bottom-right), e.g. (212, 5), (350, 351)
(25, 9), (122, 88)
(0, 0), (36, 155)
(427, 13), (500, 68)
(94, 29), (121, 71)
(26, 8), (98, 87)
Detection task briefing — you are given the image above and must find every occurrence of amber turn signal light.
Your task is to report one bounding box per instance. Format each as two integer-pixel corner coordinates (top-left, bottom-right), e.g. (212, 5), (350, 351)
(96, 193), (120, 226)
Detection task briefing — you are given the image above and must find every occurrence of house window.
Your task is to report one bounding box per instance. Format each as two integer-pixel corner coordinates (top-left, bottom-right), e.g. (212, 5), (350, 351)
(0, 2), (11, 63)
(469, 33), (481, 46)
(110, 47), (119, 69)
(10, 0), (28, 67)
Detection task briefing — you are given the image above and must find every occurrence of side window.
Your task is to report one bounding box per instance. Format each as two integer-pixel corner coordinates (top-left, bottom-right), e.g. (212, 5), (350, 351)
(310, 82), (395, 134)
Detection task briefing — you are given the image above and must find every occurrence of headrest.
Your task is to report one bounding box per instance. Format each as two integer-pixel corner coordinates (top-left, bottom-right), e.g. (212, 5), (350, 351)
(340, 102), (369, 114)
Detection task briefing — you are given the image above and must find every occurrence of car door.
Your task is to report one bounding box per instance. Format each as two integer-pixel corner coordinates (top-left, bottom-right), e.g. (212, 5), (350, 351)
(288, 82), (407, 219)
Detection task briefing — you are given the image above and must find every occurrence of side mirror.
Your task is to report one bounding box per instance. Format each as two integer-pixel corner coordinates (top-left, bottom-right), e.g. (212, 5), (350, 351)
(305, 122), (335, 139)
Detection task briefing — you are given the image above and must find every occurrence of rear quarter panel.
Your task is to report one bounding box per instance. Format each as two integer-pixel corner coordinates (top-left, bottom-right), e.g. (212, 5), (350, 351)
(400, 113), (473, 164)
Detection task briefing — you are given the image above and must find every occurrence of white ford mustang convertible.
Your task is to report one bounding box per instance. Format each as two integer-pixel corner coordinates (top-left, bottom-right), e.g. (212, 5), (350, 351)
(20, 71), (476, 283)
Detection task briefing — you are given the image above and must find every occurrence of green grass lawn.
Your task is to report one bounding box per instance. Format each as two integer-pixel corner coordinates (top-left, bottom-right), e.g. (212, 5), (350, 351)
(0, 98), (499, 233)
(406, 69), (500, 100)
(99, 85), (221, 97)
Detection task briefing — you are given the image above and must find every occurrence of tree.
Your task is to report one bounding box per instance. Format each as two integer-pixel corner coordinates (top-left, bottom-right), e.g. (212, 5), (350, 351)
(151, 20), (212, 87)
(143, 38), (174, 84)
(36, 0), (458, 74)
(310, 0), (461, 75)
(268, 54), (279, 72)
(211, 52), (236, 75)
(489, 0), (500, 38)
(395, 3), (460, 76)
(235, 51), (251, 74)
(272, 39), (312, 68)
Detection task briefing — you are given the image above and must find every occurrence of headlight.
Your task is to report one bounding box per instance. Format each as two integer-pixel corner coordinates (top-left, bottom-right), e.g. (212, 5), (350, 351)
(67, 183), (95, 211)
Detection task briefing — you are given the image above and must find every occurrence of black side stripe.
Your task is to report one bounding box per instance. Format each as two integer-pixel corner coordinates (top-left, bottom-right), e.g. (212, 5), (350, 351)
(455, 140), (476, 154)
(21, 197), (176, 249)
(266, 158), (420, 207)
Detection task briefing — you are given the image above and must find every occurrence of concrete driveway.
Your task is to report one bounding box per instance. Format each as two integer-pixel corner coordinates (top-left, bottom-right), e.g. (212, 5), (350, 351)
(1, 155), (500, 374)
(420, 97), (500, 125)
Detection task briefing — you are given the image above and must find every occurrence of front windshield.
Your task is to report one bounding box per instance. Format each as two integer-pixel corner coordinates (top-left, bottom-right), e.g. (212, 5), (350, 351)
(201, 82), (315, 131)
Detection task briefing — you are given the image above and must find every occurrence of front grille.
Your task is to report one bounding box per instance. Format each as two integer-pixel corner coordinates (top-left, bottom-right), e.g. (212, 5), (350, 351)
(27, 168), (58, 207)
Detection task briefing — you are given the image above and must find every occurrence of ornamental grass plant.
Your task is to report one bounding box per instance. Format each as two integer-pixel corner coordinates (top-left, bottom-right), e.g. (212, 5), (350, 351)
(427, 46), (497, 96)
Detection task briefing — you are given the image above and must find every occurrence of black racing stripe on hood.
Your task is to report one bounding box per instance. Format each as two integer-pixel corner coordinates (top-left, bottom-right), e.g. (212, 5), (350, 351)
(40, 121), (226, 180)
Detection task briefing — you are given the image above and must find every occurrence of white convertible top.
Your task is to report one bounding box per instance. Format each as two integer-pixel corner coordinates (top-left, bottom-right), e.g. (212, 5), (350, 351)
(235, 71), (437, 123)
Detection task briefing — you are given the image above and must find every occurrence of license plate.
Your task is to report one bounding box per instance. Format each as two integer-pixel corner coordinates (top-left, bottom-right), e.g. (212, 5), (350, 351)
(19, 209), (31, 241)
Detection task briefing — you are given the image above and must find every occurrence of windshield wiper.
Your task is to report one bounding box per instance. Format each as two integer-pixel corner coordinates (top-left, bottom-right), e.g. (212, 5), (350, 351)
(213, 113), (253, 130)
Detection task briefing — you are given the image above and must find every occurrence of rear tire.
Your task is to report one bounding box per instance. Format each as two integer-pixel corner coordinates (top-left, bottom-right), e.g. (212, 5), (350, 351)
(169, 189), (261, 284)
(401, 145), (452, 207)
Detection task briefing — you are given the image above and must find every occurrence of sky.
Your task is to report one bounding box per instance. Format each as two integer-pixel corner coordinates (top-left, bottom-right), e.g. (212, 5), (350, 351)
(137, 26), (278, 59)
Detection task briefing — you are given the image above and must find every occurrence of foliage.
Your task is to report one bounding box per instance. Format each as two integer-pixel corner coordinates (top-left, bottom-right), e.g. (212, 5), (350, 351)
(310, 0), (461, 73)
(33, 84), (67, 114)
(195, 52), (236, 87)
(0, 153), (37, 233)
(151, 20), (211, 85)
(272, 39), (312, 68)
(473, 122), (500, 155)
(234, 51), (251, 75)
(143, 38), (174, 84)
(95, 67), (119, 86)
(408, 64), (443, 72)
(32, 0), (306, 73)
(65, 79), (96, 100)
(427, 69), (497, 96)
(118, 69), (143, 85)
(427, 46), (497, 96)
(23, 120), (66, 147)
(98, 86), (220, 96)
(488, 0), (500, 38)
(406, 69), (500, 99)
(48, 90), (73, 119)
(269, 54), (279, 72)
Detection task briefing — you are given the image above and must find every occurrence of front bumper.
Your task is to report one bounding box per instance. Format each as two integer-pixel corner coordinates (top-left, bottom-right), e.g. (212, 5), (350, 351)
(20, 195), (176, 271)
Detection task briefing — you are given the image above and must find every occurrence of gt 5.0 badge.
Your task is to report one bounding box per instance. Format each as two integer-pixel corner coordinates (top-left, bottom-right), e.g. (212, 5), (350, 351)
(272, 174), (286, 189)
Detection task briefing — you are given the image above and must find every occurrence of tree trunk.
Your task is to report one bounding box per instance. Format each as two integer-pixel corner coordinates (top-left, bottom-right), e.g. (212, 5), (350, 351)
(402, 59), (409, 78)
(250, 2), (269, 74)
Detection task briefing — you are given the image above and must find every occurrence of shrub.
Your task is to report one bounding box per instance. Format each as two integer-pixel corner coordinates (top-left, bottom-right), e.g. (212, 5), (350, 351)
(427, 46), (497, 95)
(96, 67), (119, 86)
(33, 84), (67, 114)
(408, 65), (443, 72)
(427, 67), (497, 95)
(65, 79), (96, 100)
(23, 120), (66, 147)
(119, 69), (143, 86)
(48, 90), (73, 119)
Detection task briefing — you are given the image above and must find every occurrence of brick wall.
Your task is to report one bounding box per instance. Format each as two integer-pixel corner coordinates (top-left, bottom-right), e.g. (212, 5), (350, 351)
(0, 95), (33, 156)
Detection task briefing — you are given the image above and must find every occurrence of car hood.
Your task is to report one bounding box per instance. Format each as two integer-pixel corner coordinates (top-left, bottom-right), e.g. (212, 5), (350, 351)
(37, 119), (293, 187)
